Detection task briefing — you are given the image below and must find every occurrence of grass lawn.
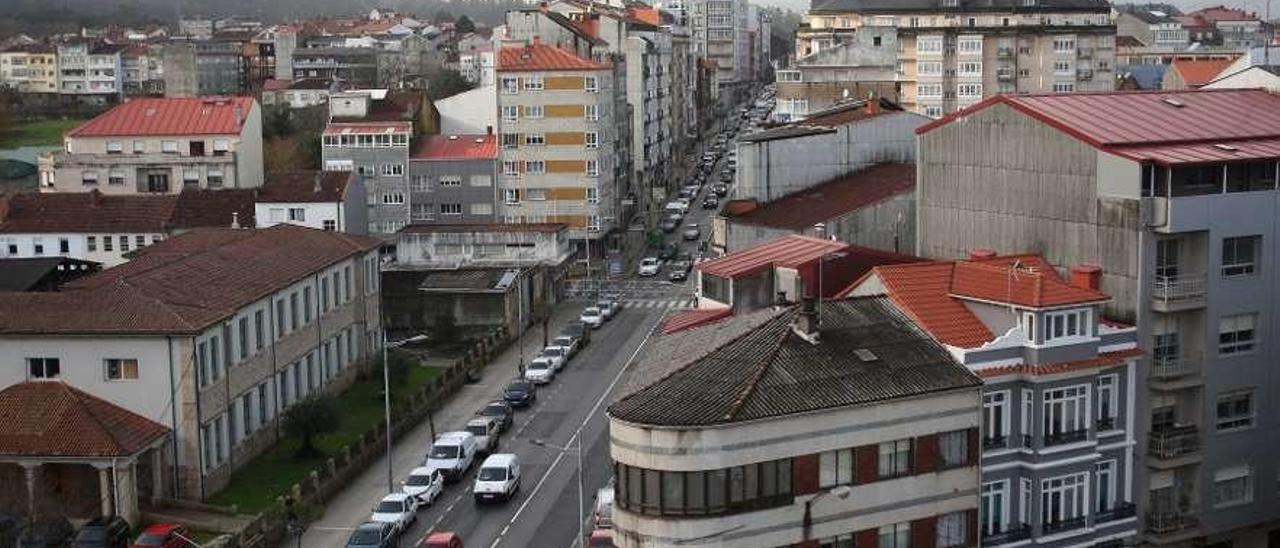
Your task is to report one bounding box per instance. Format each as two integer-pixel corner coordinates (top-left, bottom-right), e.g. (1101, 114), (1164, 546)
(209, 365), (442, 513)
(0, 118), (86, 148)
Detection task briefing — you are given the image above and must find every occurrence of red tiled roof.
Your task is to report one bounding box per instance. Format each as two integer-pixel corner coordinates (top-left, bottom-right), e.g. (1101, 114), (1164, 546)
(697, 235), (847, 279)
(857, 261), (994, 348)
(411, 134), (499, 160)
(1185, 5), (1259, 21)
(258, 171), (352, 203)
(725, 163), (914, 230)
(497, 43), (610, 72)
(794, 98), (902, 128)
(917, 89), (1280, 165)
(68, 96), (255, 138)
(0, 225), (381, 335)
(977, 348), (1144, 379)
(262, 78), (291, 91)
(0, 381), (169, 458)
(1171, 58), (1235, 87)
(0, 189), (255, 234)
(660, 307), (733, 334)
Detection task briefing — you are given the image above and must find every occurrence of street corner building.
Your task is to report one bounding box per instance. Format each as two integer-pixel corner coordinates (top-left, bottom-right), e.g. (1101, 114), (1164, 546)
(0, 224), (385, 511)
(606, 297), (985, 548)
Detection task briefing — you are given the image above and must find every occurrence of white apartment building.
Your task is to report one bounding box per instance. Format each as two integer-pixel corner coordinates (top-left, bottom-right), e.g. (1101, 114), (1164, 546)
(56, 41), (124, 101)
(0, 44), (58, 94)
(38, 96), (265, 194)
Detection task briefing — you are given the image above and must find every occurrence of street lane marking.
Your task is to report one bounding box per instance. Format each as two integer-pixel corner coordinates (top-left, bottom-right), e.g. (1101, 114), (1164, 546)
(486, 311), (667, 548)
(421, 489), (469, 540)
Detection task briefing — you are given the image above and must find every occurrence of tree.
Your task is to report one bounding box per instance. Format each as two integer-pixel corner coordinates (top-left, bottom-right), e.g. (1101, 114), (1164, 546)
(455, 15), (475, 34)
(282, 394), (340, 458)
(263, 137), (307, 173)
(434, 312), (459, 345)
(426, 69), (475, 101)
(263, 105), (294, 139)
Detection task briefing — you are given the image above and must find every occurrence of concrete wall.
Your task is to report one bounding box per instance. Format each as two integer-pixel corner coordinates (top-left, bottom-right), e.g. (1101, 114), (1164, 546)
(0, 232), (165, 266)
(436, 86), (497, 135)
(407, 157), (498, 224)
(723, 190), (915, 255)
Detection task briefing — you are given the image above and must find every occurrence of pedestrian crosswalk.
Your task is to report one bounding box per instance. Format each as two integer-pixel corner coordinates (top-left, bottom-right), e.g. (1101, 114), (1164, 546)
(620, 298), (698, 310)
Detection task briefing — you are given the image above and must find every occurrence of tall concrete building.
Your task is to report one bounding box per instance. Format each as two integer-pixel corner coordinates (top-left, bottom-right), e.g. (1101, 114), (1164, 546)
(496, 42), (621, 253)
(794, 0), (1116, 118)
(916, 89), (1280, 547)
(56, 41), (124, 103)
(689, 0), (751, 102)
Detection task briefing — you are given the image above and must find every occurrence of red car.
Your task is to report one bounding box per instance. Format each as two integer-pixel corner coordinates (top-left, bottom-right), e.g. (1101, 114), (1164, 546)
(421, 532), (463, 548)
(130, 524), (190, 548)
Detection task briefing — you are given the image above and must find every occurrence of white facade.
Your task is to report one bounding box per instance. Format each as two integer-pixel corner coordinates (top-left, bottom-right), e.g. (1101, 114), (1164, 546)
(256, 202), (342, 232)
(436, 85), (498, 135)
(56, 43), (123, 98)
(0, 232), (165, 267)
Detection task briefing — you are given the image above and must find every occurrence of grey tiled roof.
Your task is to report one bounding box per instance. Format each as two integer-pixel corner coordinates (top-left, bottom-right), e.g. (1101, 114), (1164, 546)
(608, 297), (981, 427)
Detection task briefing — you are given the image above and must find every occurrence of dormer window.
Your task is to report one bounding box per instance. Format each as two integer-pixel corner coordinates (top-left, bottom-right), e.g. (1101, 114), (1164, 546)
(1043, 308), (1091, 343)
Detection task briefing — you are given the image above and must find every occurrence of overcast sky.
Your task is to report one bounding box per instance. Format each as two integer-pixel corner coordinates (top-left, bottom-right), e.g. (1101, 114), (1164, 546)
(751, 0), (1277, 18)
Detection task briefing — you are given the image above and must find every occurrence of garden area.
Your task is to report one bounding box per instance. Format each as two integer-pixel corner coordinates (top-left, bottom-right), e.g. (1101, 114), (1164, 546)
(209, 354), (441, 513)
(0, 118), (85, 148)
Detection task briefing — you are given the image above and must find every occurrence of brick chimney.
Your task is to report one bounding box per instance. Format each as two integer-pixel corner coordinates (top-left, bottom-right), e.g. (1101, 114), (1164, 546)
(0, 195), (10, 224)
(793, 296), (821, 343)
(1069, 264), (1102, 291)
(865, 92), (880, 115)
(967, 248), (997, 260)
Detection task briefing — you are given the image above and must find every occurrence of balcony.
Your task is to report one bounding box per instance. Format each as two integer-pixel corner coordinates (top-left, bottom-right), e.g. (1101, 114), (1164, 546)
(1077, 69), (1094, 80)
(1078, 47), (1094, 58)
(1096, 416), (1116, 431)
(1150, 352), (1204, 390)
(1148, 425), (1201, 467)
(1150, 274), (1206, 312)
(996, 68), (1014, 81)
(1146, 510), (1199, 537)
(997, 47), (1015, 57)
(982, 524), (1031, 546)
(1043, 429), (1088, 447)
(983, 435), (1007, 451)
(1042, 515), (1088, 535)
(1095, 502), (1136, 523)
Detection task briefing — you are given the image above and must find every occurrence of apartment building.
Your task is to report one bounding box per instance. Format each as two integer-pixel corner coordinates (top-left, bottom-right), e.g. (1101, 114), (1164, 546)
(1178, 6), (1270, 49)
(0, 224), (383, 500)
(163, 37), (248, 97)
(320, 90), (429, 235)
(797, 0), (1115, 118)
(254, 171), (367, 234)
(496, 42), (619, 248)
(1115, 6), (1189, 49)
(121, 44), (164, 97)
(688, 0), (750, 99)
(407, 134), (500, 225)
(292, 46), (400, 89)
(916, 89), (1280, 546)
(39, 96), (265, 194)
(0, 44), (58, 94)
(847, 253), (1140, 547)
(57, 41), (124, 102)
(0, 189), (256, 266)
(608, 297), (983, 548)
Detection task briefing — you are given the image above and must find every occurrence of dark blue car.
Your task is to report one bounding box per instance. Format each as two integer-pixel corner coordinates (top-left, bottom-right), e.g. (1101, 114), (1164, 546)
(503, 380), (537, 408)
(345, 521), (397, 548)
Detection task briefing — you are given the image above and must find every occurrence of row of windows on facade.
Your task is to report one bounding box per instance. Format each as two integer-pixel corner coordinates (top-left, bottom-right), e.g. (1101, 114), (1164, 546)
(811, 11), (1113, 30)
(982, 377), (1119, 449)
(500, 104), (599, 122)
(500, 75), (599, 95)
(499, 132), (602, 149)
(1156, 234), (1264, 279)
(979, 463), (1123, 538)
(1142, 161), (1279, 197)
(406, 202), (494, 219)
(613, 429), (975, 518)
(81, 168), (227, 187)
(816, 513), (972, 548)
(916, 35), (1092, 55)
(194, 261), (373, 390)
(320, 133), (410, 148)
(500, 160), (602, 177)
(26, 357), (138, 382)
(1, 235), (156, 257)
(201, 327), (357, 474)
(103, 138), (231, 156)
(408, 175), (493, 192)
(501, 186), (600, 203)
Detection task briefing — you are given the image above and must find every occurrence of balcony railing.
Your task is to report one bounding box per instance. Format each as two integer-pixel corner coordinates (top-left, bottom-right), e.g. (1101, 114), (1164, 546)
(1077, 69), (1094, 80)
(1021, 434), (1033, 448)
(1147, 510), (1199, 535)
(983, 435), (1007, 450)
(997, 47), (1015, 57)
(1096, 416), (1116, 431)
(982, 524), (1031, 546)
(996, 69), (1014, 81)
(1042, 515), (1088, 534)
(1151, 352), (1202, 380)
(1151, 273), (1206, 308)
(1044, 429), (1088, 447)
(1148, 425), (1200, 459)
(1096, 502), (1137, 523)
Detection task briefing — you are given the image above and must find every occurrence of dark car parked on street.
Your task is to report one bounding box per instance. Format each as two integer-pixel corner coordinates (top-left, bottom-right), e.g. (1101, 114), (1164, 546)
(344, 522), (397, 548)
(73, 516), (131, 548)
(503, 380), (538, 408)
(476, 400), (515, 433)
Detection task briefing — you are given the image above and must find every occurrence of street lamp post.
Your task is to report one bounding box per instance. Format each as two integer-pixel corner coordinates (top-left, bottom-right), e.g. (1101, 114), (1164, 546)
(381, 332), (428, 494)
(802, 484), (852, 540)
(532, 437), (585, 548)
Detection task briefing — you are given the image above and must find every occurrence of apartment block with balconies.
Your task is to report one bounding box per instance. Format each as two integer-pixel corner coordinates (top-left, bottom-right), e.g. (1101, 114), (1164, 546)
(56, 41), (124, 102)
(917, 89), (1280, 547)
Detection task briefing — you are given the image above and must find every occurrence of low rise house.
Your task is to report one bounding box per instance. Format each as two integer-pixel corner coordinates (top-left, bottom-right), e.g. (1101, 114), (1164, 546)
(0, 224), (384, 501)
(1161, 58), (1236, 90)
(39, 96), (265, 194)
(608, 297), (983, 548)
(260, 77), (342, 109)
(255, 171), (366, 234)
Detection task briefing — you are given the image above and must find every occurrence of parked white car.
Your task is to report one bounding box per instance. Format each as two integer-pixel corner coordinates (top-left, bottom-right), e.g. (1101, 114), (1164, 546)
(474, 453), (522, 503)
(540, 346), (567, 371)
(466, 416), (501, 456)
(524, 359), (555, 384)
(401, 466), (444, 505)
(370, 492), (418, 532)
(637, 258), (661, 277)
(551, 335), (580, 359)
(425, 431), (478, 483)
(580, 306), (604, 328)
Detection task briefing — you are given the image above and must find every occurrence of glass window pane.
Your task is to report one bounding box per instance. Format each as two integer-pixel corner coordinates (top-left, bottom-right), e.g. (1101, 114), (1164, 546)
(627, 465), (643, 509)
(685, 472), (706, 514)
(643, 469), (661, 513)
(778, 458), (792, 495)
(707, 469), (727, 513)
(662, 471), (684, 514)
(729, 466), (745, 504)
(761, 460), (777, 497)
(743, 463), (759, 501)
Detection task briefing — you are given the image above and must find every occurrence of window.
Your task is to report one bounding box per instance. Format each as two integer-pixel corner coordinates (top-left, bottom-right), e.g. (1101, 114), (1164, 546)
(1043, 309), (1090, 342)
(585, 132), (599, 149)
(289, 293), (299, 332)
(1222, 235), (1261, 277)
(502, 133), (519, 149)
(254, 309), (265, 351)
(1095, 461), (1115, 512)
(323, 220), (337, 231)
(1052, 82), (1076, 93)
(1226, 161), (1275, 192)
(302, 287), (312, 324)
(819, 448), (854, 487)
(878, 522), (910, 548)
(103, 236), (113, 252)
(213, 139), (229, 156)
(958, 61), (981, 76)
(1041, 473), (1088, 528)
(525, 189), (548, 201)
(588, 215), (602, 231)
(108, 170), (125, 185)
(501, 105), (518, 122)
(527, 160), (546, 174)
(917, 61), (943, 76)
(382, 193), (405, 205)
(1043, 385), (1089, 444)
(288, 208), (305, 221)
(584, 76), (598, 92)
(134, 235), (145, 249)
(182, 169), (199, 187)
(504, 188), (520, 204)
(440, 203), (463, 215)
(380, 164), (404, 176)
(241, 393), (253, 438)
(58, 238), (69, 254)
(1218, 313), (1257, 355)
(981, 481), (1008, 536)
(161, 140), (178, 153)
(1213, 466), (1253, 507)
(983, 391), (1009, 446)
(1053, 37), (1077, 53)
(525, 133), (545, 146)
(820, 535), (854, 548)
(1216, 390), (1255, 431)
(958, 36), (983, 54)
(503, 161), (521, 177)
(878, 439), (912, 478)
(958, 83), (983, 99)
(434, 176), (461, 187)
(523, 75), (544, 91)
(925, 106), (944, 118)
(27, 357), (60, 379)
(207, 169), (224, 188)
(917, 36), (943, 54)
(525, 105), (544, 119)
(87, 236), (97, 252)
(937, 511), (968, 548)
(615, 460), (792, 517)
(586, 160), (599, 178)
(1020, 478), (1032, 525)
(237, 317), (249, 360)
(1097, 375), (1117, 429)
(82, 170), (99, 185)
(119, 236), (130, 252)
(132, 140), (145, 153)
(585, 104), (599, 121)
(257, 382), (269, 426)
(939, 429), (969, 467)
(1053, 60), (1072, 74)
(501, 76), (519, 94)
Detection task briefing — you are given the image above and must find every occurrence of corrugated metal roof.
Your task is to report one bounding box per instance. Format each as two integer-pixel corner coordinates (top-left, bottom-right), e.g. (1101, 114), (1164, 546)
(660, 307), (734, 334)
(725, 163), (914, 230)
(608, 297), (981, 427)
(697, 235), (847, 279)
(68, 96), (255, 138)
(497, 43), (611, 72)
(410, 134), (499, 160)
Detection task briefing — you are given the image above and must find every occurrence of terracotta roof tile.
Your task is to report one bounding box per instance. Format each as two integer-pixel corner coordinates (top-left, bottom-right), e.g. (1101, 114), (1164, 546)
(258, 171), (352, 203)
(977, 348), (1144, 378)
(0, 381), (169, 458)
(660, 307), (733, 334)
(1171, 58), (1235, 87)
(0, 189), (255, 234)
(410, 134), (499, 160)
(697, 235), (847, 279)
(68, 96), (255, 138)
(949, 260), (1109, 308)
(497, 43), (610, 72)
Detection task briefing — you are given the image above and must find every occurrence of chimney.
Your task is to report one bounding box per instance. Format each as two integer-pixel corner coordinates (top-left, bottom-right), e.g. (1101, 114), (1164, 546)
(230, 212), (241, 229)
(313, 172), (323, 194)
(486, 125), (494, 135)
(967, 248), (997, 260)
(1069, 264), (1102, 291)
(234, 103), (244, 128)
(865, 92), (880, 116)
(793, 296), (820, 343)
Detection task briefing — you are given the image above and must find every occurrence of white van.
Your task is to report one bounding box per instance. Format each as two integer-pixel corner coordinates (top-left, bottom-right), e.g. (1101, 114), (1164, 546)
(473, 453), (521, 503)
(425, 431), (478, 483)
